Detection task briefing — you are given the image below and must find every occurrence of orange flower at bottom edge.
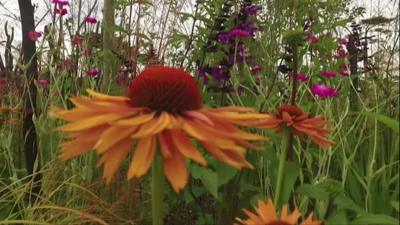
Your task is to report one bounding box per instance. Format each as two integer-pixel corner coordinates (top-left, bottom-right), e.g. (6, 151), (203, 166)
(261, 104), (334, 148)
(53, 66), (270, 192)
(235, 199), (322, 225)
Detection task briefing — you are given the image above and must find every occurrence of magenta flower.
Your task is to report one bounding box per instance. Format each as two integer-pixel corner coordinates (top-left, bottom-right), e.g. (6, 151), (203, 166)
(339, 38), (348, 45)
(61, 59), (74, 71)
(229, 28), (250, 39)
(339, 66), (349, 76)
(52, 0), (69, 6)
(54, 8), (68, 16)
(84, 17), (97, 24)
(321, 71), (336, 78)
(28, 30), (42, 41)
(242, 5), (262, 15)
(72, 35), (84, 46)
(307, 34), (319, 44)
(289, 73), (309, 82)
(86, 68), (99, 77)
(83, 48), (93, 57)
(37, 79), (50, 86)
(250, 65), (262, 74)
(311, 84), (338, 98)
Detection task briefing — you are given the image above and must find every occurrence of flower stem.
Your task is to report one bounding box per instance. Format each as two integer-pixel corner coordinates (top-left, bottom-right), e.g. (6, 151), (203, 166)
(274, 129), (290, 208)
(152, 155), (164, 225)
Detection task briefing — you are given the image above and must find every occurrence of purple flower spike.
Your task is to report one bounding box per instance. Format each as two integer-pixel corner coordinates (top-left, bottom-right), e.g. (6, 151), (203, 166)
(312, 84), (338, 99)
(242, 5), (262, 15)
(198, 68), (209, 85)
(321, 71), (336, 78)
(217, 31), (231, 44)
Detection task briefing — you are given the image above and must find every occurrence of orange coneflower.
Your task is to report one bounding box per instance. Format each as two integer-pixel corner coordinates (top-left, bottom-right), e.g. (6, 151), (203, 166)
(261, 104), (334, 148)
(53, 66), (270, 192)
(235, 199), (322, 225)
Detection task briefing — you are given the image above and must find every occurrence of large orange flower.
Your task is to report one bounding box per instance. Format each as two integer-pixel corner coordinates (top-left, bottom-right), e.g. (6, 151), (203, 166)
(261, 104), (334, 148)
(53, 66), (270, 192)
(235, 199), (322, 225)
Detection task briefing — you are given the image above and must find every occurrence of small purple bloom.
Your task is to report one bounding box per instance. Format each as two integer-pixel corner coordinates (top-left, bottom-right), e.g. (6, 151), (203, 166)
(242, 5), (262, 15)
(87, 68), (99, 77)
(311, 84), (338, 99)
(83, 48), (93, 57)
(240, 22), (259, 35)
(250, 65), (262, 74)
(336, 48), (348, 59)
(321, 71), (336, 78)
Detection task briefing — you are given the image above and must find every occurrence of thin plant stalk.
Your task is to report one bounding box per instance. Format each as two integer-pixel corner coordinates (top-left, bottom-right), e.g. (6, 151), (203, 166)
(151, 155), (164, 225)
(274, 129), (290, 208)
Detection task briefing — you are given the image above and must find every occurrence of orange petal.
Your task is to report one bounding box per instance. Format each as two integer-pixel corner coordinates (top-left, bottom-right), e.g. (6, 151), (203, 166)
(200, 142), (252, 169)
(86, 89), (130, 102)
(256, 199), (278, 223)
(163, 150), (188, 192)
(115, 112), (155, 126)
(158, 131), (173, 158)
(127, 135), (156, 179)
(170, 129), (207, 166)
(56, 113), (126, 132)
(97, 138), (133, 183)
(95, 125), (138, 153)
(131, 112), (170, 138)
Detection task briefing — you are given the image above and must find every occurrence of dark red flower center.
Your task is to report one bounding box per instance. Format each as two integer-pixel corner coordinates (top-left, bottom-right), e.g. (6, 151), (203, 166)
(266, 221), (291, 225)
(128, 66), (202, 114)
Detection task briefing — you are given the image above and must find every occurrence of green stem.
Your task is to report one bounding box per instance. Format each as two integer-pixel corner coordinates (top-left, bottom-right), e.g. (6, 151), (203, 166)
(152, 156), (164, 225)
(274, 129), (290, 208)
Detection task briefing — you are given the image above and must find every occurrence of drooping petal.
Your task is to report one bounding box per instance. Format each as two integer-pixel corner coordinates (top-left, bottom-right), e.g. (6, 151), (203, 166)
(127, 135), (156, 179)
(163, 149), (188, 192)
(170, 129), (207, 165)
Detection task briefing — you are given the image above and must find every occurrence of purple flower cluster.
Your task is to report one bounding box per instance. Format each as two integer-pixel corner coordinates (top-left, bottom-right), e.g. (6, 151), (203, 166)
(52, 0), (69, 16)
(311, 84), (338, 99)
(198, 4), (262, 91)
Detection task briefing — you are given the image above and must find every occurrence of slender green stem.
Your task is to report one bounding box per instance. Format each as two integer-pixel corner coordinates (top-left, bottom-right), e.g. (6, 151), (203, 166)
(274, 129), (290, 208)
(152, 155), (164, 225)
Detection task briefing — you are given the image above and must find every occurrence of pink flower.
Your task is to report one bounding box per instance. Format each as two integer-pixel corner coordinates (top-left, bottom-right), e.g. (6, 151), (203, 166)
(83, 48), (93, 57)
(37, 79), (50, 86)
(339, 38), (348, 45)
(250, 65), (262, 74)
(307, 34), (319, 44)
(229, 28), (250, 38)
(289, 73), (309, 82)
(54, 8), (68, 16)
(52, 0), (69, 6)
(321, 71), (336, 78)
(311, 84), (338, 99)
(84, 17), (97, 24)
(61, 59), (74, 70)
(28, 30), (42, 41)
(336, 48), (348, 59)
(339, 66), (349, 76)
(72, 35), (84, 45)
(86, 68), (99, 77)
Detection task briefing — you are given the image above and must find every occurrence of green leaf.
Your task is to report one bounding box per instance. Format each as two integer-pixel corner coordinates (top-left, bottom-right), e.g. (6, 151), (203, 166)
(361, 112), (399, 133)
(334, 194), (364, 213)
(297, 184), (329, 201)
(191, 165), (219, 198)
(325, 210), (348, 225)
(215, 163), (237, 187)
(351, 214), (399, 225)
(281, 161), (300, 204)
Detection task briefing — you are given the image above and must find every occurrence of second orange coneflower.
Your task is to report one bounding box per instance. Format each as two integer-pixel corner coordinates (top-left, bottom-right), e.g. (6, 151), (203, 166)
(53, 66), (270, 192)
(235, 198), (322, 225)
(261, 104), (334, 148)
